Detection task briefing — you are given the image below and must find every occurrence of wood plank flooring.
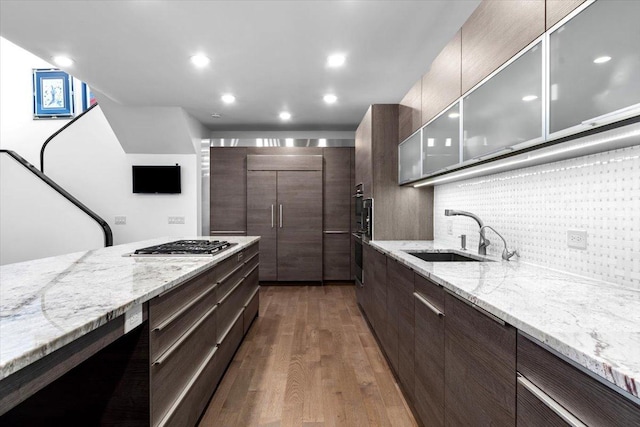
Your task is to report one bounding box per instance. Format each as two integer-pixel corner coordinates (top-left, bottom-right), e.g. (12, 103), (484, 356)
(198, 285), (418, 427)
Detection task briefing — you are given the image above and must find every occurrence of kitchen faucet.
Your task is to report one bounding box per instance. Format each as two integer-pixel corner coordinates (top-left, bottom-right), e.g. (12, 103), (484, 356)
(480, 225), (520, 261)
(444, 209), (490, 255)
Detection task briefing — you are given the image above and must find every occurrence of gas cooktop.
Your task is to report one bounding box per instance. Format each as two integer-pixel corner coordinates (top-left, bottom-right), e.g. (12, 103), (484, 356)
(132, 240), (236, 256)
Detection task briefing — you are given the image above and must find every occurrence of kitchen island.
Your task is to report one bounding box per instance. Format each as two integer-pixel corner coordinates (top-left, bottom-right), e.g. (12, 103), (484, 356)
(0, 236), (260, 425)
(363, 239), (640, 426)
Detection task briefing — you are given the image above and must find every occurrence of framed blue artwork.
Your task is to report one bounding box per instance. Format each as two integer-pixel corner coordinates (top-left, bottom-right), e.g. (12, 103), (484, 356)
(32, 68), (74, 119)
(81, 82), (97, 112)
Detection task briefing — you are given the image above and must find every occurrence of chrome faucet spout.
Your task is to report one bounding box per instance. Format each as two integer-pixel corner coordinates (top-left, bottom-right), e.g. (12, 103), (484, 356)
(479, 225), (519, 261)
(444, 209), (489, 255)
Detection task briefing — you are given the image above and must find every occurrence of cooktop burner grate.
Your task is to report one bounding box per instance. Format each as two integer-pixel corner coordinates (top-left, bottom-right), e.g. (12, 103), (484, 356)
(133, 239), (235, 255)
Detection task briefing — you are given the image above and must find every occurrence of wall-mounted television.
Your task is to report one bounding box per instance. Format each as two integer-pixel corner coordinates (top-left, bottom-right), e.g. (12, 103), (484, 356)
(132, 165), (181, 194)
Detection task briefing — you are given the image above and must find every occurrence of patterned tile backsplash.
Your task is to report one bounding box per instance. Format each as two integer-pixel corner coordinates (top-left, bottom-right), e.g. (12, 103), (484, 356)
(433, 144), (640, 289)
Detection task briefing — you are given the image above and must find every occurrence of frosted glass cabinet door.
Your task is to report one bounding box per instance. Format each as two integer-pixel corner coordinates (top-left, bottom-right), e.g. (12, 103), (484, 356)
(398, 130), (422, 184)
(463, 42), (543, 162)
(549, 1), (640, 134)
(422, 102), (460, 175)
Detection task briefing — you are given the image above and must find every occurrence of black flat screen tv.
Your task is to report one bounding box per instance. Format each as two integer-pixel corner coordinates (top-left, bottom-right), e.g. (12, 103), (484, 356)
(132, 165), (181, 194)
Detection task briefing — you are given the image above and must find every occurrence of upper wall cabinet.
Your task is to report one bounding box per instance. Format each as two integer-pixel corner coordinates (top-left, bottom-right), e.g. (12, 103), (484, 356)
(399, 80), (422, 142)
(422, 31), (462, 125)
(548, 0), (640, 136)
(423, 102), (460, 176)
(546, 0), (586, 29)
(399, 130), (421, 184)
(463, 41), (543, 162)
(461, 0), (544, 94)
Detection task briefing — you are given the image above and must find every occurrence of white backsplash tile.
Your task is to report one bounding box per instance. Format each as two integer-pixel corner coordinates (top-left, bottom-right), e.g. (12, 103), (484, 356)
(434, 144), (640, 289)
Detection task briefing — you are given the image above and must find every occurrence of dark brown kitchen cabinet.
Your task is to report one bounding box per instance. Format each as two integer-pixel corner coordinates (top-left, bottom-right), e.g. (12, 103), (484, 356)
(461, 0), (545, 93)
(387, 259), (414, 401)
(383, 260), (400, 374)
(517, 333), (640, 426)
(413, 274), (445, 427)
(516, 379), (575, 427)
(444, 291), (516, 426)
(210, 148), (247, 235)
(355, 104), (433, 240)
(323, 147), (353, 281)
(247, 156), (323, 282)
(362, 243), (387, 334)
(399, 79), (422, 141)
(421, 31), (462, 126)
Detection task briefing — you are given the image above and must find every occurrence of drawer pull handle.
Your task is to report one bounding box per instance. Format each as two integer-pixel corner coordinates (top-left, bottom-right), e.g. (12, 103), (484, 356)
(244, 263), (259, 279)
(517, 374), (586, 427)
(219, 276), (245, 305)
(157, 345), (218, 427)
(244, 286), (260, 308)
(217, 310), (244, 345)
(414, 292), (444, 317)
(153, 284), (217, 332)
(153, 305), (217, 366)
(217, 262), (245, 285)
(243, 252), (259, 265)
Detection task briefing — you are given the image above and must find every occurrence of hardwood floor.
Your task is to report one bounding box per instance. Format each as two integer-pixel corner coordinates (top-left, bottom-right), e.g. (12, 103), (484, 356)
(199, 285), (418, 427)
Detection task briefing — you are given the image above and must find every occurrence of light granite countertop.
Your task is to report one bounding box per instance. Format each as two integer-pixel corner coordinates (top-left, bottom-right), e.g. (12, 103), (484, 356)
(0, 236), (259, 380)
(368, 240), (640, 400)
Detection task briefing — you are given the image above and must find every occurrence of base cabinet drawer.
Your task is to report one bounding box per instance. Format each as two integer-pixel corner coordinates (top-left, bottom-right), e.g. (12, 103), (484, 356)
(517, 375), (578, 427)
(243, 287), (260, 334)
(517, 334), (640, 426)
(217, 311), (245, 370)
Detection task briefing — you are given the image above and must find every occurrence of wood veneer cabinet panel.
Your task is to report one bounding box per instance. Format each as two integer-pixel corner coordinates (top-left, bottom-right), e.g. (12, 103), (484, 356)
(517, 334), (640, 426)
(355, 107), (373, 199)
(210, 148), (247, 233)
(421, 31), (462, 125)
(323, 147), (351, 231)
(516, 381), (572, 427)
(546, 0), (586, 29)
(276, 170), (323, 281)
(461, 0), (545, 93)
(444, 292), (516, 426)
(247, 171), (277, 281)
(413, 274), (445, 427)
(384, 260), (400, 374)
(323, 234), (351, 281)
(399, 79), (422, 141)
(388, 259), (414, 401)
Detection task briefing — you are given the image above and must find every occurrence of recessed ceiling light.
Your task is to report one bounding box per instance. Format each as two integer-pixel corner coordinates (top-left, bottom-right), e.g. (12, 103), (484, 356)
(327, 54), (346, 68)
(285, 138), (294, 147)
(190, 54), (210, 67)
(593, 56), (611, 64)
(211, 113), (222, 118)
(522, 95), (538, 102)
(323, 94), (338, 104)
(319, 138), (327, 147)
(221, 94), (235, 104)
(53, 56), (74, 67)
(448, 112), (460, 119)
(279, 112), (291, 120)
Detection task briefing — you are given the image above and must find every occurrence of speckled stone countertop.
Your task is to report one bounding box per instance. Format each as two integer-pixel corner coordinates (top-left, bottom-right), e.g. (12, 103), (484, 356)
(0, 236), (259, 380)
(368, 240), (640, 399)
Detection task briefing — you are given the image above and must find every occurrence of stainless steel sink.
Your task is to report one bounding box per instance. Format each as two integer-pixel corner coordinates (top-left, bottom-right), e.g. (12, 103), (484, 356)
(405, 251), (486, 262)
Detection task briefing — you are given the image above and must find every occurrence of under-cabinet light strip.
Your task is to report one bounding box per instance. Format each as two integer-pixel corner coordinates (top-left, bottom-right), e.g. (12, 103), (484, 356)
(413, 127), (640, 187)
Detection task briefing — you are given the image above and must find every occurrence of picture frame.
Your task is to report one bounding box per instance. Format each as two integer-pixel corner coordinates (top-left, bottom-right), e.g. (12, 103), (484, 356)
(32, 68), (74, 119)
(81, 82), (97, 112)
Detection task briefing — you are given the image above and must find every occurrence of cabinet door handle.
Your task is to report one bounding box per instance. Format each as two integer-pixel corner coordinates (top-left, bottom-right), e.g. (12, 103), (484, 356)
(279, 204), (283, 228)
(517, 374), (586, 427)
(414, 292), (444, 317)
(271, 204), (274, 228)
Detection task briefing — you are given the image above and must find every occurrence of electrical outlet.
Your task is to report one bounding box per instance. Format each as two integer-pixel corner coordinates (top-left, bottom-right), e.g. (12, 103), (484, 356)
(447, 220), (453, 236)
(115, 216), (126, 225)
(168, 216), (185, 225)
(567, 230), (588, 249)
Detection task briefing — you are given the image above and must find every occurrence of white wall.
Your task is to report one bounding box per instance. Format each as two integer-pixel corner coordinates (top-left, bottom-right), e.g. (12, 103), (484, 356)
(45, 107), (199, 245)
(433, 142), (640, 289)
(0, 37), (85, 166)
(1, 154), (104, 265)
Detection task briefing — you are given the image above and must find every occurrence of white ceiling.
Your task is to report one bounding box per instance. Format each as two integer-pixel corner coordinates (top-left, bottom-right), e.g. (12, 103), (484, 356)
(0, 0), (480, 131)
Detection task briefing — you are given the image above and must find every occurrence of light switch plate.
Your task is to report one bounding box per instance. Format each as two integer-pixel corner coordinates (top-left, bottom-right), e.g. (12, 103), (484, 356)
(567, 230), (588, 249)
(168, 216), (185, 224)
(115, 216), (126, 225)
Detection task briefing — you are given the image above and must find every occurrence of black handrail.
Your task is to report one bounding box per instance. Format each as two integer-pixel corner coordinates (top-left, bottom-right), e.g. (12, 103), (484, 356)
(1, 149), (113, 247)
(40, 102), (99, 173)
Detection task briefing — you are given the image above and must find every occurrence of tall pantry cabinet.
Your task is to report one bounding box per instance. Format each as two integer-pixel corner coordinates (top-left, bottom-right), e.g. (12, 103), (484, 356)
(246, 155), (323, 281)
